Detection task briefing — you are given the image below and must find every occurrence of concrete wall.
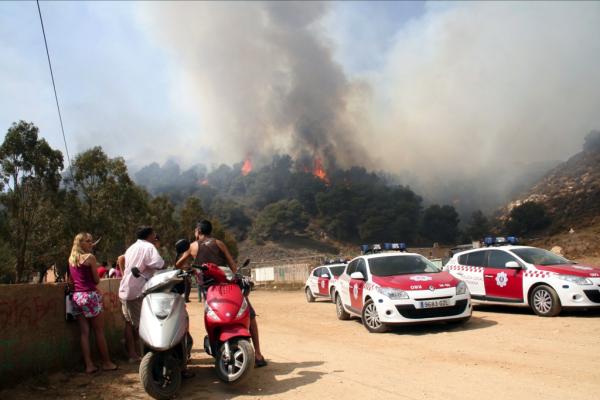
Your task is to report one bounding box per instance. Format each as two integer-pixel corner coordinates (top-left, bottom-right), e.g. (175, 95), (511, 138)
(0, 279), (124, 387)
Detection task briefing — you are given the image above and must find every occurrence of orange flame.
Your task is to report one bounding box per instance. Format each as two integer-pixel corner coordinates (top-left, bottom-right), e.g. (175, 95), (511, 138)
(313, 157), (330, 184)
(241, 158), (253, 176)
(199, 179), (209, 186)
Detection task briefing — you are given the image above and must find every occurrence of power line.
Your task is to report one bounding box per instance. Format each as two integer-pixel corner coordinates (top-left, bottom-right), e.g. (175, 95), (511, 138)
(36, 0), (74, 179)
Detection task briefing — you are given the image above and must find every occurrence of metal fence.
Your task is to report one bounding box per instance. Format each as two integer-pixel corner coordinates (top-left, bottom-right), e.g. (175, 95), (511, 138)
(249, 248), (451, 286)
(250, 255), (326, 285)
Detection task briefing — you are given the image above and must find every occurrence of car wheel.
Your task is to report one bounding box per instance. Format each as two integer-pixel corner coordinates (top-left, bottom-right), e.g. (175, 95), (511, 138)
(362, 299), (388, 333)
(305, 287), (315, 303)
(530, 285), (561, 317)
(336, 294), (350, 320)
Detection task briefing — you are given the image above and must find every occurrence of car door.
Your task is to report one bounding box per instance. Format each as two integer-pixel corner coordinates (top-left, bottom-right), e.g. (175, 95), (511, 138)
(309, 267), (320, 295)
(318, 267), (331, 296)
(344, 260), (358, 308)
(349, 259), (367, 312)
(483, 250), (524, 301)
(453, 251), (486, 297)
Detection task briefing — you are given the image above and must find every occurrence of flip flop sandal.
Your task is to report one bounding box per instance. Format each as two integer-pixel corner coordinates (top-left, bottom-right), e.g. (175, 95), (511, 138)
(255, 358), (268, 368)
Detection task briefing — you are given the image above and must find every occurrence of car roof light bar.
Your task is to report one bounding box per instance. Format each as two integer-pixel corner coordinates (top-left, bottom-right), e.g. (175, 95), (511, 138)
(361, 243), (407, 254)
(483, 236), (518, 247)
(324, 258), (348, 265)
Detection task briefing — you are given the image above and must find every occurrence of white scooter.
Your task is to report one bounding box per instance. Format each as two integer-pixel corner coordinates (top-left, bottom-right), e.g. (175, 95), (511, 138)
(132, 266), (193, 400)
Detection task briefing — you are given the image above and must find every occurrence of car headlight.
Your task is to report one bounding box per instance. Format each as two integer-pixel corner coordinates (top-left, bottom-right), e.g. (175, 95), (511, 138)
(148, 295), (175, 320)
(456, 281), (468, 295)
(376, 287), (409, 299)
(205, 303), (221, 321)
(236, 298), (248, 319)
(556, 274), (593, 285)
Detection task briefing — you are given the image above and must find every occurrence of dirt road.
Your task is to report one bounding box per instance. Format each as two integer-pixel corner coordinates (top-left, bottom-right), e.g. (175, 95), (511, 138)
(2, 291), (600, 399)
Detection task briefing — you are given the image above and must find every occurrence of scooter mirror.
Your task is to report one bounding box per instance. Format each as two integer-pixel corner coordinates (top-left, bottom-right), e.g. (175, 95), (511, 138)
(242, 259), (250, 268)
(131, 267), (141, 278)
(175, 239), (190, 254)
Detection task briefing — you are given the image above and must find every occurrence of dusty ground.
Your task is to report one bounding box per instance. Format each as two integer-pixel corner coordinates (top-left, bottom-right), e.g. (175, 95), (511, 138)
(2, 290), (600, 400)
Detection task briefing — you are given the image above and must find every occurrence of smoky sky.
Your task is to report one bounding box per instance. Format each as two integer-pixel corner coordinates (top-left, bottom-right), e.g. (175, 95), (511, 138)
(136, 1), (600, 200)
(138, 1), (367, 169)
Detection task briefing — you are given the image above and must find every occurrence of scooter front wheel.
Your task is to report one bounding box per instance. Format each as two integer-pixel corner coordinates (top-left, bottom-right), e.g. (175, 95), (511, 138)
(139, 351), (182, 400)
(215, 338), (255, 384)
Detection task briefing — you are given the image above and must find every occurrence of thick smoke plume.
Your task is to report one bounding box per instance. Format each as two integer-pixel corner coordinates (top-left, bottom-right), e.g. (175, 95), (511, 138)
(138, 1), (366, 170)
(366, 2), (600, 196)
(137, 2), (600, 211)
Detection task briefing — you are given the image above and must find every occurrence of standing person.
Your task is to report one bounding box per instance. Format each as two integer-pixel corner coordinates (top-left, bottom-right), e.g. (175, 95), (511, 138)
(68, 232), (118, 374)
(118, 226), (165, 362)
(97, 261), (108, 279)
(108, 262), (116, 278)
(176, 219), (267, 367)
(108, 261), (122, 279)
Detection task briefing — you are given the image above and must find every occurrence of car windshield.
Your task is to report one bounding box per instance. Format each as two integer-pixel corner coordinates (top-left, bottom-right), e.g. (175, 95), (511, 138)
(511, 248), (570, 266)
(368, 255), (441, 277)
(329, 266), (345, 277)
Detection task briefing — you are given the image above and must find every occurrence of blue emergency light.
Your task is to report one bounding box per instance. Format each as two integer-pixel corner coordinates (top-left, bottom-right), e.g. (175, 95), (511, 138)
(484, 235), (518, 247)
(506, 236), (518, 245)
(383, 242), (407, 252)
(362, 243), (408, 254)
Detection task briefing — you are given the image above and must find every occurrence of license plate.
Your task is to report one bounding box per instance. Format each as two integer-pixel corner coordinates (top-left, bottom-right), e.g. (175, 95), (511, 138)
(417, 299), (453, 309)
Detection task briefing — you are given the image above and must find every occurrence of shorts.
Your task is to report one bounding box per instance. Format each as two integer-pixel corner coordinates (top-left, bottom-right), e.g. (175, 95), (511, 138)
(121, 298), (143, 327)
(72, 291), (103, 318)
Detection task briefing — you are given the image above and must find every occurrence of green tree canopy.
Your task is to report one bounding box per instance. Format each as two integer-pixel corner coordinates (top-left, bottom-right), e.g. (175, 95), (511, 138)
(464, 210), (491, 241)
(69, 146), (149, 259)
(0, 121), (64, 281)
(421, 204), (460, 244)
(252, 199), (310, 241)
(505, 202), (551, 235)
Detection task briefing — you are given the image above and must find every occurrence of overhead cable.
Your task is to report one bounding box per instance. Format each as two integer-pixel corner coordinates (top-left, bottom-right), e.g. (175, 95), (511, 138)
(36, 0), (74, 179)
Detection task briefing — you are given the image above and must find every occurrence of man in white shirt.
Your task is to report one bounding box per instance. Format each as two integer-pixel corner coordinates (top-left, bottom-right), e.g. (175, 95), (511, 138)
(118, 226), (164, 362)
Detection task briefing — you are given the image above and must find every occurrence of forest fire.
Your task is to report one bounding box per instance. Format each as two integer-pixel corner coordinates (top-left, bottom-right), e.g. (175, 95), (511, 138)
(241, 158), (253, 176)
(313, 157), (330, 184)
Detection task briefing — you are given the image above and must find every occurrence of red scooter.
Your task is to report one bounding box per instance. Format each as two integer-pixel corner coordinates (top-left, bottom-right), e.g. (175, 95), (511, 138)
(195, 260), (254, 384)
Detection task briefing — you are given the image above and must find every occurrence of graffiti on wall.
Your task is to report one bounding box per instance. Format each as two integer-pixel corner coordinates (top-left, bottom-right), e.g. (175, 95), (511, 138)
(0, 282), (125, 386)
(0, 296), (58, 334)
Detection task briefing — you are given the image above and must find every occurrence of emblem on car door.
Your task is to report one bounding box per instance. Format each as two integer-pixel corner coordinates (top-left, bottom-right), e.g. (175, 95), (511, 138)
(496, 272), (508, 287)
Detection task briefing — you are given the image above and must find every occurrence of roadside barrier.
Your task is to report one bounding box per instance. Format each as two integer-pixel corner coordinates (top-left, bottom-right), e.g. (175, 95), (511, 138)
(0, 279), (124, 387)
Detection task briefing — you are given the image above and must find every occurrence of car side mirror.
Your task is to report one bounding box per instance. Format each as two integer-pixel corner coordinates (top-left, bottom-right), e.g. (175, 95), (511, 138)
(131, 267), (141, 278)
(505, 261), (521, 269)
(320, 273), (330, 279)
(350, 271), (365, 280)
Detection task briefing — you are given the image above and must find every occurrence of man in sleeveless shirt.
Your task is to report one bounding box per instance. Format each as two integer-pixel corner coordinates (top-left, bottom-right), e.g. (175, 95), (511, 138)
(176, 219), (267, 367)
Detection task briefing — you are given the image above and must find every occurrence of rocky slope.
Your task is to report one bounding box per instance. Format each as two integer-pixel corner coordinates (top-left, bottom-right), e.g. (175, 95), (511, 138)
(504, 148), (600, 230)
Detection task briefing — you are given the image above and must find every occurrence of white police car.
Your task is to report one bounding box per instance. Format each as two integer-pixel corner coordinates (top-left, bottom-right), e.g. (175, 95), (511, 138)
(444, 236), (600, 316)
(334, 244), (472, 333)
(305, 261), (347, 302)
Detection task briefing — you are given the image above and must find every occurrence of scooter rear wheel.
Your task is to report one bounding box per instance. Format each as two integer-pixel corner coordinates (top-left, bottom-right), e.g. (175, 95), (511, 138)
(215, 338), (255, 384)
(139, 351), (182, 400)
